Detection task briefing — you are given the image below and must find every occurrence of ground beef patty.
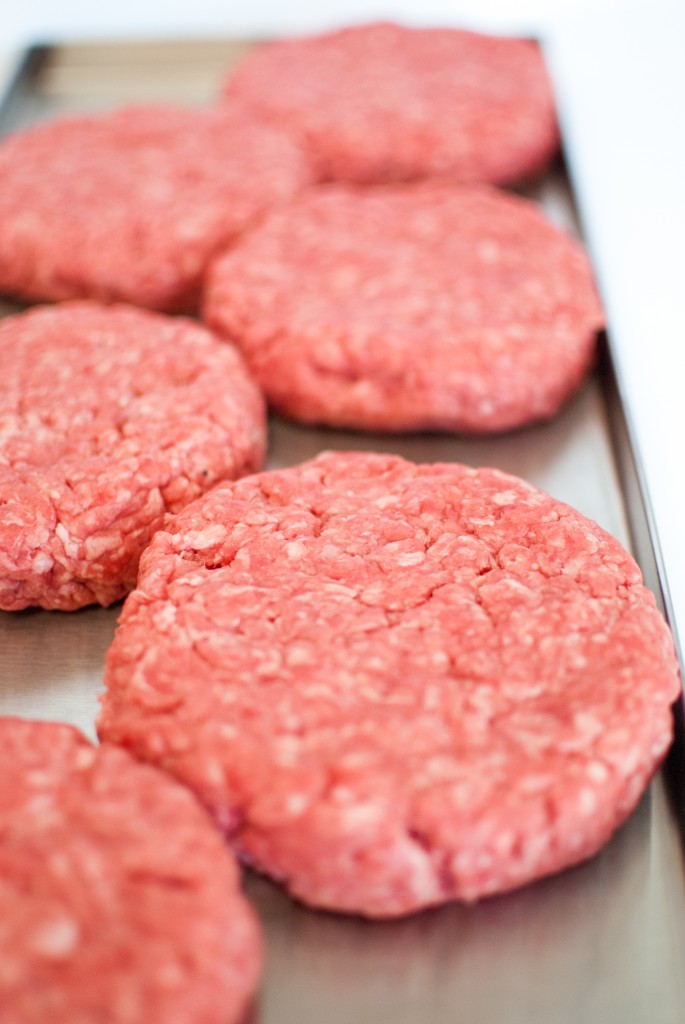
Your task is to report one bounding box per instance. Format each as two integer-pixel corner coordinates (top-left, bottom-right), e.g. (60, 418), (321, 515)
(0, 103), (312, 312)
(98, 452), (680, 918)
(0, 717), (260, 1024)
(203, 182), (603, 433)
(223, 22), (559, 185)
(0, 301), (265, 611)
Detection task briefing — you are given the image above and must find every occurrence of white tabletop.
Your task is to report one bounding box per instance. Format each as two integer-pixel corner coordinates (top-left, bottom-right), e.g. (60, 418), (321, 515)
(0, 0), (642, 80)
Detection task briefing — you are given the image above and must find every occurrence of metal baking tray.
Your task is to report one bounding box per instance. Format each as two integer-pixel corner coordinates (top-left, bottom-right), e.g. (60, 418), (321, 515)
(1, 39), (684, 1024)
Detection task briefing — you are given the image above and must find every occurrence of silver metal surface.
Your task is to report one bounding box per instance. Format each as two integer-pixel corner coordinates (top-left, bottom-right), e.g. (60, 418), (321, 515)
(0, 39), (683, 1024)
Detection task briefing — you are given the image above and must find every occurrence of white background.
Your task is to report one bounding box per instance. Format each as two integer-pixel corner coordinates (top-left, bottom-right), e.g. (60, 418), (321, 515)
(0, 0), (636, 52)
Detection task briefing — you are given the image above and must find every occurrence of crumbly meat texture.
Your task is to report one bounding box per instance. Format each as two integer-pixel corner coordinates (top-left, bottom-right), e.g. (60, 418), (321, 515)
(0, 103), (313, 312)
(0, 302), (265, 611)
(98, 452), (680, 918)
(0, 718), (260, 1024)
(223, 23), (559, 185)
(203, 183), (603, 433)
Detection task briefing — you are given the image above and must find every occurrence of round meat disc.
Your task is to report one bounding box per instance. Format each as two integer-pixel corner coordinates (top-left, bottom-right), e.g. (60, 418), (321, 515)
(0, 301), (266, 611)
(0, 103), (313, 312)
(203, 182), (603, 433)
(98, 452), (680, 918)
(223, 22), (559, 184)
(0, 717), (261, 1024)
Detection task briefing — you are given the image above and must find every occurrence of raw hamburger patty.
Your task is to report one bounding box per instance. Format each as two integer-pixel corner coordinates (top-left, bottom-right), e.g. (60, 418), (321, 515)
(0, 103), (312, 312)
(0, 301), (265, 611)
(203, 182), (603, 432)
(0, 718), (260, 1024)
(223, 22), (559, 184)
(98, 452), (680, 918)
